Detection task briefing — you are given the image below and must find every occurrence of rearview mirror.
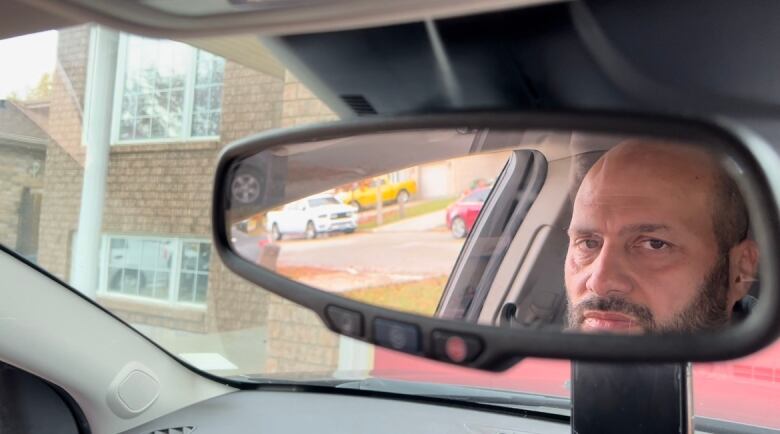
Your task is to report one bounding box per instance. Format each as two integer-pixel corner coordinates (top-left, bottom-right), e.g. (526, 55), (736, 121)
(213, 113), (780, 370)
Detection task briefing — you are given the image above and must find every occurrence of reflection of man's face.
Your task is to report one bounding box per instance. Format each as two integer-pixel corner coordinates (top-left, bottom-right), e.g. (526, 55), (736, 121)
(564, 141), (757, 334)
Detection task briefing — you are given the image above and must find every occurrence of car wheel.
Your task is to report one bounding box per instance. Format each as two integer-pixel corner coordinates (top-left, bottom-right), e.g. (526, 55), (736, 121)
(350, 201), (362, 212)
(451, 217), (467, 238)
(305, 221), (317, 239)
(271, 223), (282, 241)
(343, 228), (355, 234)
(396, 189), (410, 204)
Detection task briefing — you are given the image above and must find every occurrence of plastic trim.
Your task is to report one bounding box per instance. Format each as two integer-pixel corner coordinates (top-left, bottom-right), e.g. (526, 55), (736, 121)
(18, 0), (564, 39)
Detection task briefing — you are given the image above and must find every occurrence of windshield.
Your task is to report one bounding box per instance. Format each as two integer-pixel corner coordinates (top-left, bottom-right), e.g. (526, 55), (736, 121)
(2, 24), (780, 430)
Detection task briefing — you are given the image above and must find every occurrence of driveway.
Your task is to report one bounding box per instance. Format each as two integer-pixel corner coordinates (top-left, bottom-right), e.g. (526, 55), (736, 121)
(371, 209), (447, 233)
(274, 230), (463, 275)
(231, 209), (461, 276)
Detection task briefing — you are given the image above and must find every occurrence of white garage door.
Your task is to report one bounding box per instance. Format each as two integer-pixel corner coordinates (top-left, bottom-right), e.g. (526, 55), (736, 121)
(419, 163), (451, 198)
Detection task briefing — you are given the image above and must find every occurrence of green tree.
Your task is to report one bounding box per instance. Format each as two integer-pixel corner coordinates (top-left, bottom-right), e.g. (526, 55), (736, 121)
(26, 72), (52, 101)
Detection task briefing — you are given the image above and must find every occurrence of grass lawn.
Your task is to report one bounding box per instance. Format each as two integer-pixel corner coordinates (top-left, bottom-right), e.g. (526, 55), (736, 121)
(341, 275), (449, 316)
(357, 197), (455, 230)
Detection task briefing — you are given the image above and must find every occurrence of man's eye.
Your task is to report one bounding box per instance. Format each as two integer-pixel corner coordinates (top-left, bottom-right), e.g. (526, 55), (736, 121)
(578, 239), (601, 250)
(640, 239), (669, 251)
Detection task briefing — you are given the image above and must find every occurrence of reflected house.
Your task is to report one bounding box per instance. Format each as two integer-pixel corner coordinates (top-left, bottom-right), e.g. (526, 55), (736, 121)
(0, 99), (49, 263)
(414, 152), (511, 200)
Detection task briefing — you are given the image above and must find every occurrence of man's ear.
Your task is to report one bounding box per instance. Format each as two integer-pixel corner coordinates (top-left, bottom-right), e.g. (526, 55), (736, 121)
(727, 239), (760, 307)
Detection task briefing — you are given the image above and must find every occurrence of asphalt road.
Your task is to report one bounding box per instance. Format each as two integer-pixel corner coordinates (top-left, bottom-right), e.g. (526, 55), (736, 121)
(231, 227), (264, 264)
(231, 228), (465, 276)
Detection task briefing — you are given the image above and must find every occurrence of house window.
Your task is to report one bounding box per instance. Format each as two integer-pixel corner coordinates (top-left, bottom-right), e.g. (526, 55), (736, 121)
(178, 241), (211, 303)
(113, 34), (225, 143)
(101, 235), (211, 304)
(191, 50), (224, 137)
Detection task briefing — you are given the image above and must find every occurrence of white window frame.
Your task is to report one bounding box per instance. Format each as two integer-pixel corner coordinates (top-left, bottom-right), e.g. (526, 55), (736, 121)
(98, 234), (211, 307)
(176, 238), (213, 305)
(110, 33), (221, 146)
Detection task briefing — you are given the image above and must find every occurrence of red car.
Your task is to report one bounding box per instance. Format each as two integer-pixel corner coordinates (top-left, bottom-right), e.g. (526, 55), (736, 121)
(446, 187), (491, 238)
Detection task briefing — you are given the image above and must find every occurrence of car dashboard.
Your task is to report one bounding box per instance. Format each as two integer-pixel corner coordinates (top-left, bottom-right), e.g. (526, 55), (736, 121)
(119, 389), (570, 434)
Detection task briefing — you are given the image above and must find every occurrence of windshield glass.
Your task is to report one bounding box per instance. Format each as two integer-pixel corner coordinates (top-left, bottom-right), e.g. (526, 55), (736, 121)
(2, 24), (780, 430)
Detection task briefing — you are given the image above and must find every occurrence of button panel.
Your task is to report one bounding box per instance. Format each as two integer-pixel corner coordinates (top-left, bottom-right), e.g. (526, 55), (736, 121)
(432, 330), (483, 364)
(325, 305), (364, 337)
(374, 318), (421, 354)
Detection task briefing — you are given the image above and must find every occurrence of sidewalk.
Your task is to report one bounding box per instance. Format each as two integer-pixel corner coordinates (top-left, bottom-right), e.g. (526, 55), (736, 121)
(371, 209), (446, 233)
(356, 200), (422, 224)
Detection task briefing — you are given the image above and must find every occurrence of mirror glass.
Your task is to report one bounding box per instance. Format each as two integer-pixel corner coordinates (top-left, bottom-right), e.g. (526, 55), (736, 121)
(224, 128), (760, 336)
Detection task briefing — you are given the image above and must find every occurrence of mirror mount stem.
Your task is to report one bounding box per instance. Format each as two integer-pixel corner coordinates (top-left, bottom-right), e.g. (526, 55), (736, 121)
(571, 361), (692, 434)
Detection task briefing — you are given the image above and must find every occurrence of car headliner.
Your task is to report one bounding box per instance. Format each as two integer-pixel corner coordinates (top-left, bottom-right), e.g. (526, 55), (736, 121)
(10, 0), (780, 149)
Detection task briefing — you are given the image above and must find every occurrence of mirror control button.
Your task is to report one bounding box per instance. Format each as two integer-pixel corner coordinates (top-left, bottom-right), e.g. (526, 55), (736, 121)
(326, 306), (364, 337)
(374, 319), (421, 354)
(432, 331), (483, 363)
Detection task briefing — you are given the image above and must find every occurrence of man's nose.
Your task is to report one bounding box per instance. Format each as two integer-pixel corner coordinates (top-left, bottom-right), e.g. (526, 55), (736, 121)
(585, 242), (633, 297)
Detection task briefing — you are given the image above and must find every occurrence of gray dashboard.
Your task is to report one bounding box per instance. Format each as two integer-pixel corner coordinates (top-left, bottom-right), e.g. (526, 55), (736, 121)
(120, 389), (570, 434)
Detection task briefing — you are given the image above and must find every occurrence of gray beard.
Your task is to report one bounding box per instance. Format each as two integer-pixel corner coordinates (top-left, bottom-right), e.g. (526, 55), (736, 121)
(567, 255), (731, 334)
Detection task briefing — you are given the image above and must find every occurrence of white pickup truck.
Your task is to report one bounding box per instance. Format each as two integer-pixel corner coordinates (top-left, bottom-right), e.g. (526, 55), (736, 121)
(266, 194), (358, 240)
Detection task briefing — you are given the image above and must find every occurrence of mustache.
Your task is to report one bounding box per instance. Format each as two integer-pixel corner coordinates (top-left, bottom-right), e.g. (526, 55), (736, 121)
(568, 296), (655, 329)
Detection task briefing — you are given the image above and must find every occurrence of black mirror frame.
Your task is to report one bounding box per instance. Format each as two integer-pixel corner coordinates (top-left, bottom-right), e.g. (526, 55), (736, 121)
(212, 110), (780, 370)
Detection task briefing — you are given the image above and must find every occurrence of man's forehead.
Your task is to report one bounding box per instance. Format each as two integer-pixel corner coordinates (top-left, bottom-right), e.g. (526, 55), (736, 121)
(577, 141), (718, 200)
(570, 140), (719, 235)
(575, 168), (711, 215)
(589, 142), (716, 184)
(568, 199), (686, 237)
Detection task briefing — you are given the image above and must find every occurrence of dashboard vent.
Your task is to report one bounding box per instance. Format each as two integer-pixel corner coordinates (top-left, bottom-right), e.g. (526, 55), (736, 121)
(150, 427), (195, 434)
(341, 94), (377, 115)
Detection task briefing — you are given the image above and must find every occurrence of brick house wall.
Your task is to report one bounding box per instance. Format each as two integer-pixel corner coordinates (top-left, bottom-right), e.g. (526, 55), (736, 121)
(38, 25), (89, 281)
(35, 25), (345, 375)
(98, 141), (220, 333)
(0, 145), (46, 252)
(263, 71), (342, 373)
(40, 25), (286, 330)
(47, 26), (89, 167)
(280, 71), (337, 128)
(265, 296), (340, 373)
(37, 26), (351, 375)
(37, 144), (82, 280)
(220, 62), (284, 143)
(0, 101), (48, 255)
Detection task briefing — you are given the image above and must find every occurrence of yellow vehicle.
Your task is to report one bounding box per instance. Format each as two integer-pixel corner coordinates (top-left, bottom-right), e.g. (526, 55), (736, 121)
(235, 212), (265, 233)
(336, 175), (417, 210)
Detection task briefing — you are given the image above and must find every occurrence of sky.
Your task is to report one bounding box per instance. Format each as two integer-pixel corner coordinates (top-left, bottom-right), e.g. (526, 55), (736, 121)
(0, 30), (58, 99)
